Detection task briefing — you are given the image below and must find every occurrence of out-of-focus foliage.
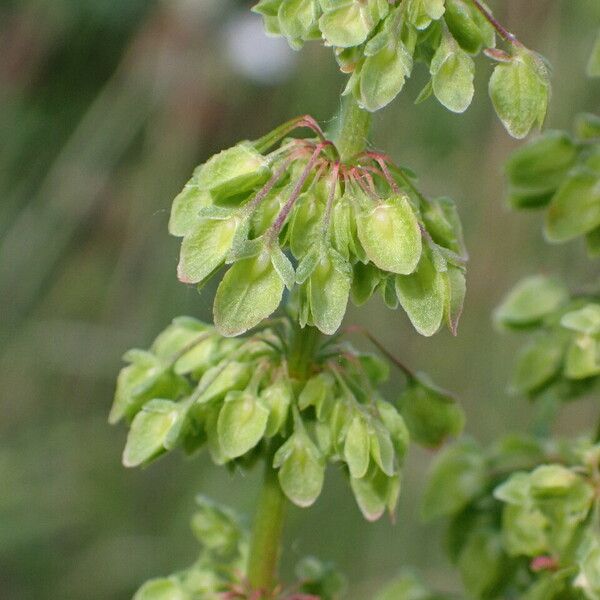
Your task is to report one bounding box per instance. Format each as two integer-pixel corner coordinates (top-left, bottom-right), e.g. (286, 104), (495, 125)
(1, 1), (599, 599)
(422, 434), (600, 599)
(505, 113), (600, 249)
(495, 275), (600, 403)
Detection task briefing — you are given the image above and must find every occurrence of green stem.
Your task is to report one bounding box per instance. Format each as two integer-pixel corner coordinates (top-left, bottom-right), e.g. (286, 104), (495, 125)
(247, 445), (287, 596)
(330, 95), (372, 162)
(246, 94), (368, 593)
(287, 324), (322, 380)
(246, 324), (321, 596)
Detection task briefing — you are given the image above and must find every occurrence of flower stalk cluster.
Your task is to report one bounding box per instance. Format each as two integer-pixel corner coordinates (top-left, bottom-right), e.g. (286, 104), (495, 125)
(170, 116), (466, 339)
(108, 2), (566, 598)
(253, 0), (550, 138)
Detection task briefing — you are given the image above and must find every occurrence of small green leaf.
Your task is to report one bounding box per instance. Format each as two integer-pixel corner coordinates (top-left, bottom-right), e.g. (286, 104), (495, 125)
(214, 250), (285, 336)
(344, 415), (371, 479)
(505, 130), (578, 195)
(319, 2), (374, 48)
(177, 216), (238, 285)
(398, 373), (464, 447)
(405, 0), (445, 30)
(151, 317), (208, 358)
(414, 79), (434, 105)
(578, 534), (600, 597)
(123, 400), (185, 467)
(430, 33), (475, 113)
(331, 196), (354, 259)
(299, 372), (336, 411)
(495, 275), (568, 328)
(308, 250), (351, 335)
(561, 304), (600, 335)
(375, 399), (410, 460)
(369, 423), (395, 476)
(278, 0), (319, 45)
(295, 556), (348, 598)
(374, 571), (434, 600)
(174, 337), (218, 375)
(529, 464), (578, 495)
(261, 378), (293, 437)
(444, 265), (466, 336)
(489, 49), (550, 139)
(544, 167), (600, 243)
(422, 197), (466, 257)
(253, 0), (283, 17)
(457, 528), (508, 598)
(289, 191), (323, 259)
(328, 399), (353, 453)
(444, 0), (494, 54)
(510, 334), (564, 395)
(564, 333), (600, 379)
(422, 439), (487, 520)
(195, 361), (253, 405)
(195, 143), (270, 202)
(217, 391), (269, 459)
(494, 471), (531, 505)
(270, 245), (296, 290)
(169, 182), (213, 237)
(395, 250), (446, 336)
(274, 431), (325, 507)
(351, 262), (383, 306)
(296, 246), (320, 284)
(359, 353), (390, 384)
(110, 355), (189, 425)
(502, 503), (549, 558)
(357, 196), (422, 274)
(190, 495), (242, 557)
(358, 42), (413, 112)
(350, 464), (397, 521)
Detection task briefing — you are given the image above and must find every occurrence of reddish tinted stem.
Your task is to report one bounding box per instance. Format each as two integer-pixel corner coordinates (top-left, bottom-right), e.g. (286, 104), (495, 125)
(268, 143), (330, 240)
(471, 0), (521, 46)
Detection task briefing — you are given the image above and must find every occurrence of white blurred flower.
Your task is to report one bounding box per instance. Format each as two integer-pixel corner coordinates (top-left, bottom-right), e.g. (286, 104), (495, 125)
(224, 12), (296, 85)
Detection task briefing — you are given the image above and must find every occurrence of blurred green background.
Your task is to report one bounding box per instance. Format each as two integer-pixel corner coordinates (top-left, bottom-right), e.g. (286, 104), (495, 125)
(1, 1), (599, 598)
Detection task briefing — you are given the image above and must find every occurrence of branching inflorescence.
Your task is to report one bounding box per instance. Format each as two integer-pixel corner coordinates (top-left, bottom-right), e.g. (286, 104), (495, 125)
(104, 3), (600, 600)
(253, 0), (550, 138)
(170, 116), (466, 339)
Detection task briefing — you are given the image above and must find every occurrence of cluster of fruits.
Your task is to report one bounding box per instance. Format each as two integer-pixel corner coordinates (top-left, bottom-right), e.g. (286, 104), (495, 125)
(253, 0), (549, 138)
(111, 315), (464, 520)
(169, 116), (466, 338)
(495, 275), (600, 402)
(506, 113), (600, 253)
(423, 434), (600, 599)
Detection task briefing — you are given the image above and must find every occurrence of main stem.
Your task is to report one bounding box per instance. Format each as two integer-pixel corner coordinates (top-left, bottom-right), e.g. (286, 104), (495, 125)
(247, 444), (287, 595)
(330, 95), (372, 162)
(246, 97), (372, 596)
(246, 324), (321, 596)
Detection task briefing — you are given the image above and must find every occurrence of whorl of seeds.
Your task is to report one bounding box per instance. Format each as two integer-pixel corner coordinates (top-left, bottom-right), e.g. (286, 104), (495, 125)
(110, 314), (466, 519)
(253, 0), (550, 138)
(170, 115), (467, 338)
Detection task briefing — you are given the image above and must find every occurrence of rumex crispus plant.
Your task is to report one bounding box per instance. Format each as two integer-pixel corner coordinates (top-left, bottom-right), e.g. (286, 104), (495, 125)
(109, 3), (600, 600)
